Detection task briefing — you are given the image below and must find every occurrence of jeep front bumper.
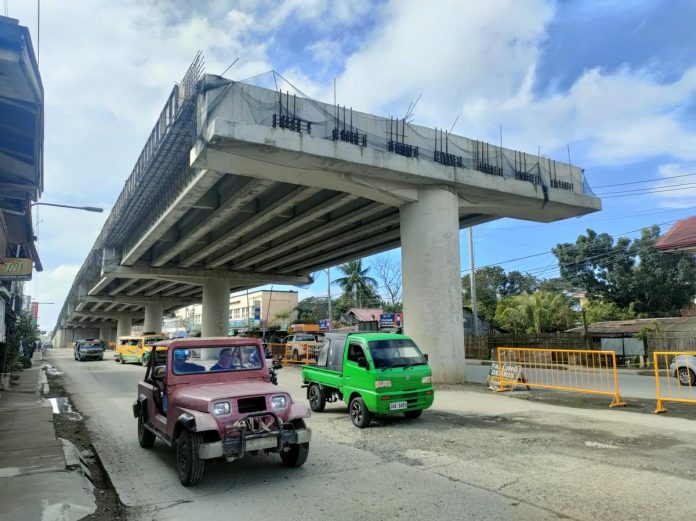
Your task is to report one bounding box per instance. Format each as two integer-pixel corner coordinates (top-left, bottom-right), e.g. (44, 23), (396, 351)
(198, 412), (311, 459)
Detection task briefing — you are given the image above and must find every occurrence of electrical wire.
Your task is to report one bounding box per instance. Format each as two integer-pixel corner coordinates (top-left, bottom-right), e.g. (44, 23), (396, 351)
(592, 171), (696, 189)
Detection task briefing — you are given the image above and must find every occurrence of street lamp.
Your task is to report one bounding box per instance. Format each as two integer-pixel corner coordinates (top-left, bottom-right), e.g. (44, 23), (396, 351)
(31, 202), (103, 213)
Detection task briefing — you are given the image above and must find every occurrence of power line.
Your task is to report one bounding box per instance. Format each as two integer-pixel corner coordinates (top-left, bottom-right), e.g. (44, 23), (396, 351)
(596, 180), (696, 196)
(592, 171), (696, 189)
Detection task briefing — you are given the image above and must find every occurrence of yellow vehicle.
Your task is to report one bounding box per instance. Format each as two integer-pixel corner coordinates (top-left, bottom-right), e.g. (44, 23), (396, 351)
(115, 333), (166, 366)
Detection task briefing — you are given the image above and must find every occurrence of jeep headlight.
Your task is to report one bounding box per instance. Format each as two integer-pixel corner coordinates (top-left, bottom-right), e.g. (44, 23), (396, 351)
(213, 401), (231, 416)
(422, 376), (432, 384)
(271, 395), (288, 409)
(375, 380), (392, 388)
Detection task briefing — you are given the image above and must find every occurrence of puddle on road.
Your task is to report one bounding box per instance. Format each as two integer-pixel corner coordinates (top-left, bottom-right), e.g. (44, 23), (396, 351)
(48, 397), (83, 421)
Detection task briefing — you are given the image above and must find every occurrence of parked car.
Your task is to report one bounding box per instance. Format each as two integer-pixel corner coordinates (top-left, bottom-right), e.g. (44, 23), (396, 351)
(283, 334), (318, 361)
(115, 333), (165, 365)
(43, 341), (53, 349)
(132, 337), (311, 486)
(669, 354), (696, 386)
(74, 339), (106, 361)
(302, 332), (434, 428)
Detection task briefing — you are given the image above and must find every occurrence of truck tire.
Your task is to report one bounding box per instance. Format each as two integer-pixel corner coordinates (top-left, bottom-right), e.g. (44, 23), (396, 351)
(308, 384), (326, 412)
(404, 410), (422, 419)
(349, 396), (372, 428)
(138, 410), (156, 448)
(177, 430), (205, 486)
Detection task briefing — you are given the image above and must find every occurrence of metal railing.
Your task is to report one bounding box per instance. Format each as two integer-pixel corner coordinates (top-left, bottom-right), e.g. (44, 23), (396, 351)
(266, 342), (322, 365)
(496, 347), (626, 408)
(653, 351), (696, 413)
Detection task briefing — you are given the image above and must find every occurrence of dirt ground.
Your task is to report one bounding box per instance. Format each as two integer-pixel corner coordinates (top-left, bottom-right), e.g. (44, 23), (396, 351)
(46, 373), (128, 521)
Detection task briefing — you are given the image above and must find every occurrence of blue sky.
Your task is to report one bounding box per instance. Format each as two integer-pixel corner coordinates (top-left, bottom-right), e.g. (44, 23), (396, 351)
(7, 0), (696, 331)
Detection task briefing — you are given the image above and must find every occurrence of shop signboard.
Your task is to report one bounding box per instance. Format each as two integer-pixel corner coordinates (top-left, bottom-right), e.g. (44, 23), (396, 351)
(0, 258), (32, 281)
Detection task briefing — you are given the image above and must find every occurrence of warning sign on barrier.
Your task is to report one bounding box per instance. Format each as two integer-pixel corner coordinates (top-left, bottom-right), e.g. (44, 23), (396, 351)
(487, 361), (527, 390)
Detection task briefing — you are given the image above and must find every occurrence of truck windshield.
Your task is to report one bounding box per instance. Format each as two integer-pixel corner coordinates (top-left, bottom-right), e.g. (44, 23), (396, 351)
(368, 339), (427, 369)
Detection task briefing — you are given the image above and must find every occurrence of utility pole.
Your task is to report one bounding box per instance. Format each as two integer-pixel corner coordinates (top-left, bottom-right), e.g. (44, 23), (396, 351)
(326, 268), (332, 330)
(469, 227), (479, 335)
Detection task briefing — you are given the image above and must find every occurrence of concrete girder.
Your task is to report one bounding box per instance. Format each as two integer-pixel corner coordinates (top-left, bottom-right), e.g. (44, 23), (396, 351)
(63, 322), (104, 328)
(301, 240), (402, 274)
(118, 304), (132, 312)
(162, 284), (197, 297)
(151, 177), (275, 267)
(104, 302), (120, 312)
(233, 202), (389, 270)
(180, 287), (203, 297)
(120, 169), (226, 266)
(91, 302), (102, 311)
(145, 281), (179, 296)
(281, 229), (402, 272)
(103, 263), (312, 285)
(108, 278), (138, 296)
(82, 295), (200, 306)
(88, 277), (111, 296)
(71, 311), (143, 320)
(195, 142), (419, 207)
(256, 214), (400, 272)
(206, 193), (358, 268)
(179, 186), (320, 268)
(126, 279), (160, 296)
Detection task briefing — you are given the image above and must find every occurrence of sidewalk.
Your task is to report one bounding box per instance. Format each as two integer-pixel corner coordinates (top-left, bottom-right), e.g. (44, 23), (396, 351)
(0, 352), (95, 521)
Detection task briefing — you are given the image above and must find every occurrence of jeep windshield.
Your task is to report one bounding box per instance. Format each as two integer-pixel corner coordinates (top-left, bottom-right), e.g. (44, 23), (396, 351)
(368, 339), (427, 369)
(172, 345), (263, 375)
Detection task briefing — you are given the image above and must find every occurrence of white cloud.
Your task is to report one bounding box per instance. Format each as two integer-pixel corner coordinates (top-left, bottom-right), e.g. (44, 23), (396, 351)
(655, 163), (696, 208)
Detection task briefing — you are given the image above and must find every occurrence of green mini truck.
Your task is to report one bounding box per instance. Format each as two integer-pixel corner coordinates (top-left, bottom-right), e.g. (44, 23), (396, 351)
(301, 332), (434, 428)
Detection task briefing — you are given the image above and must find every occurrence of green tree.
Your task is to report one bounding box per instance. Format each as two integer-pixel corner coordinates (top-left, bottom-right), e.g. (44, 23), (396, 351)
(334, 260), (380, 308)
(462, 266), (541, 324)
(584, 300), (637, 323)
(496, 291), (577, 334)
(295, 297), (329, 324)
(553, 226), (696, 315)
(3, 311), (39, 372)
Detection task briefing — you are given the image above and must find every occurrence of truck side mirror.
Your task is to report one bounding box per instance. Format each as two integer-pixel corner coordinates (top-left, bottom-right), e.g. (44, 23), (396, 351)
(424, 353), (429, 362)
(358, 357), (368, 369)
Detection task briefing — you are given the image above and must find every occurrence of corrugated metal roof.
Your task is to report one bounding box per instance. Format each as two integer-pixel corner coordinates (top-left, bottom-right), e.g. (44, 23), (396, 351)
(566, 317), (696, 335)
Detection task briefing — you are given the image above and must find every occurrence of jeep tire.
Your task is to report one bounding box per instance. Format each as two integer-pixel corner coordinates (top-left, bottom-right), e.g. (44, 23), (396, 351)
(137, 410), (156, 448)
(177, 430), (205, 486)
(280, 419), (309, 467)
(349, 396), (372, 428)
(308, 384), (326, 412)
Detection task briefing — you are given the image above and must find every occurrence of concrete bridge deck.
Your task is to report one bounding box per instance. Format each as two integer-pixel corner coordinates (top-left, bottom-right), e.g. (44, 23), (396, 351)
(53, 65), (600, 382)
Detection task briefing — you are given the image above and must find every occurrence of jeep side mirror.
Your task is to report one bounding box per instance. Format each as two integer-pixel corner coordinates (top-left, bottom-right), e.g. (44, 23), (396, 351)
(153, 366), (166, 381)
(357, 357), (368, 369)
(424, 353), (429, 362)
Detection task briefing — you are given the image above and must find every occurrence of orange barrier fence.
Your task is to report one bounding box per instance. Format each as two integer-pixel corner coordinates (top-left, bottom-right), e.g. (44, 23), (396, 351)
(496, 347), (626, 408)
(266, 342), (323, 365)
(653, 351), (696, 413)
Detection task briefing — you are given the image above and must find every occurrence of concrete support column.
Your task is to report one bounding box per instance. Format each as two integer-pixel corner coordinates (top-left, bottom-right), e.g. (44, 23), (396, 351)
(98, 324), (112, 341)
(202, 278), (230, 337)
(400, 188), (466, 383)
(143, 303), (163, 333)
(117, 317), (132, 338)
(54, 328), (64, 349)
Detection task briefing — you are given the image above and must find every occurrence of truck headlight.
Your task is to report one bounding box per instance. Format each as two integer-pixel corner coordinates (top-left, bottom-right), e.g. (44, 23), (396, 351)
(213, 401), (231, 415)
(271, 395), (288, 409)
(375, 380), (392, 388)
(422, 376), (432, 384)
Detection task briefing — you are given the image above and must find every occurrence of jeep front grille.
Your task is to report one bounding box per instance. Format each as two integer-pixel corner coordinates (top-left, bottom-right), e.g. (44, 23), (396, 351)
(237, 396), (266, 413)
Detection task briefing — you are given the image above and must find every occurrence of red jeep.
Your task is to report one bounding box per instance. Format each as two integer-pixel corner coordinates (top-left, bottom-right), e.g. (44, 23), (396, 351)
(132, 337), (311, 486)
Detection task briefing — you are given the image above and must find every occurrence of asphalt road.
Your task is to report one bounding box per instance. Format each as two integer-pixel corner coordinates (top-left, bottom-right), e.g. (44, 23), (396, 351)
(46, 349), (696, 521)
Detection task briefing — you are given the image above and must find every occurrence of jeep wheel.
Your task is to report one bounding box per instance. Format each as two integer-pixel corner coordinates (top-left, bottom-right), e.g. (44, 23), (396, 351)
(280, 442), (309, 467)
(308, 384), (326, 412)
(138, 411), (156, 448)
(177, 430), (205, 486)
(404, 410), (422, 419)
(349, 396), (372, 428)
(119, 356), (125, 365)
(677, 367), (696, 386)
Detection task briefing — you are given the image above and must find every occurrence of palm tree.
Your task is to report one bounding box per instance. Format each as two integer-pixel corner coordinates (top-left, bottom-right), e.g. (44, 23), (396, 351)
(496, 291), (576, 334)
(334, 260), (379, 308)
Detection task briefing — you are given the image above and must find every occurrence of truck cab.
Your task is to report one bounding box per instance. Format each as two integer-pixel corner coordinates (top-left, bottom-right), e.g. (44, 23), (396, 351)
(301, 332), (434, 428)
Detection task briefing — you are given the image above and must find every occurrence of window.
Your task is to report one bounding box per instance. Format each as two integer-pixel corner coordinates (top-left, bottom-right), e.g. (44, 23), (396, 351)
(347, 343), (366, 363)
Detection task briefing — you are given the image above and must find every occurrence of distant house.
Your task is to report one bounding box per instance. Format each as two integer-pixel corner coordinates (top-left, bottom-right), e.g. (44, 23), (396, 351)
(340, 308), (383, 327)
(463, 307), (499, 335)
(566, 317), (696, 359)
